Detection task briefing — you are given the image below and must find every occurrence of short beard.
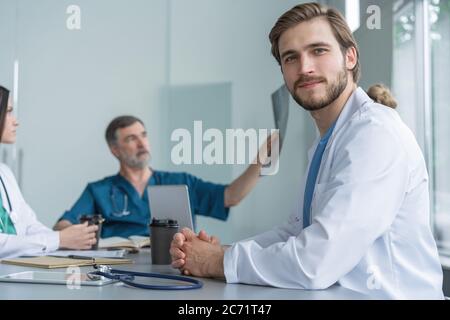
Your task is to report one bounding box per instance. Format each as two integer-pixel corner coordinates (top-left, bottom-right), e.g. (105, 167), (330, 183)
(121, 152), (150, 169)
(292, 67), (348, 112)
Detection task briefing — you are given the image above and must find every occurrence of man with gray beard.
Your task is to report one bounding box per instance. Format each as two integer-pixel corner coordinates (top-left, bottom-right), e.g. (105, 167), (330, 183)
(54, 115), (268, 238)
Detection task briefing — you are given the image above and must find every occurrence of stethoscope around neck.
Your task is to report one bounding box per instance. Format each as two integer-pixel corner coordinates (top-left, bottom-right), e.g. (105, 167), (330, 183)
(0, 175), (13, 232)
(0, 175), (12, 212)
(110, 170), (161, 218)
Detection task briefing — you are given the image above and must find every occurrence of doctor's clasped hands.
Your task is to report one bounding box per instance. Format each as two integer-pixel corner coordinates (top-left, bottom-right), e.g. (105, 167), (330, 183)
(170, 228), (225, 279)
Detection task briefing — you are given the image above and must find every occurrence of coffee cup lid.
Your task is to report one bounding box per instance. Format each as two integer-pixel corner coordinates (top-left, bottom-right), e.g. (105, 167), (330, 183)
(80, 214), (105, 224)
(150, 218), (179, 227)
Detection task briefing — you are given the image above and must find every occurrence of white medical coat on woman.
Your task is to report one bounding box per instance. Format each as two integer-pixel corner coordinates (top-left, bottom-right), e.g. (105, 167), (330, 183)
(0, 163), (59, 258)
(224, 88), (444, 299)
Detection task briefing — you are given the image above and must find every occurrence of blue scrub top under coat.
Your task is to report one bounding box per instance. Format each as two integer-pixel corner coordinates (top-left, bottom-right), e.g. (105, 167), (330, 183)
(303, 122), (337, 229)
(59, 170), (230, 238)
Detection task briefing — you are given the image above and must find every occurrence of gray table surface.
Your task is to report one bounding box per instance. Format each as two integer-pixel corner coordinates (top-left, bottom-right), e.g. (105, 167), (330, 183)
(0, 249), (369, 300)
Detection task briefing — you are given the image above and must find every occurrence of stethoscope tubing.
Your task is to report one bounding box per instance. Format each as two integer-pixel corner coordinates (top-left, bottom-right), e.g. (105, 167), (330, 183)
(91, 267), (203, 290)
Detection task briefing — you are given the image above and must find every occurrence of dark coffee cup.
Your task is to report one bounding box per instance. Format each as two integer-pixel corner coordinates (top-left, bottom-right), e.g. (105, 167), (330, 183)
(79, 214), (104, 250)
(150, 218), (179, 265)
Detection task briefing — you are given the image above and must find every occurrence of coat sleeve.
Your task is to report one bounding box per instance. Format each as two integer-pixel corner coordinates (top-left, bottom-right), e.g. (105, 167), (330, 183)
(224, 122), (410, 289)
(0, 232), (59, 259)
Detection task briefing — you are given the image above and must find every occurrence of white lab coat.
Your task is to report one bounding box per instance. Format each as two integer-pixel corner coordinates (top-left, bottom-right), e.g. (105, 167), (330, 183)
(0, 163), (59, 259)
(224, 88), (444, 299)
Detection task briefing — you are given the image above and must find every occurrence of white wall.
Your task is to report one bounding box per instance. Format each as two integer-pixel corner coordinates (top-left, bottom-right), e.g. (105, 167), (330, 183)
(0, 0), (18, 171)
(14, 0), (169, 227)
(0, 0), (16, 88)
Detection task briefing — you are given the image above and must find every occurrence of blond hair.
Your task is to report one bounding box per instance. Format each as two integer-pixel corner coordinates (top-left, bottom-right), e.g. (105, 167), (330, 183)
(269, 2), (361, 83)
(367, 84), (398, 109)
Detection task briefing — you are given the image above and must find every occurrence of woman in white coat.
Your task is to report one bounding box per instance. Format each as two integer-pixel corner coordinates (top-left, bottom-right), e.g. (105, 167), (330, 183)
(0, 85), (98, 258)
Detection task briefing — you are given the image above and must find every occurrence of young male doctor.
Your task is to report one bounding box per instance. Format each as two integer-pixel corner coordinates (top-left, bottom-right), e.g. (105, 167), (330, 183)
(169, 3), (444, 299)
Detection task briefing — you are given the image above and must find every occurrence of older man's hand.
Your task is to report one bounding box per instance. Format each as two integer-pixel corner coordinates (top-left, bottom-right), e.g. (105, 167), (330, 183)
(170, 228), (224, 278)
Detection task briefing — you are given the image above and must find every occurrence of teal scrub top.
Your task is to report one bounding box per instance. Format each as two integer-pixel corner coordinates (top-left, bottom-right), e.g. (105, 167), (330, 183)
(58, 170), (229, 238)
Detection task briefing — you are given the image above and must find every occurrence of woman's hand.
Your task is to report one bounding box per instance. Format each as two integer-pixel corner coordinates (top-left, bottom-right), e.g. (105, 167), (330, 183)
(59, 222), (98, 250)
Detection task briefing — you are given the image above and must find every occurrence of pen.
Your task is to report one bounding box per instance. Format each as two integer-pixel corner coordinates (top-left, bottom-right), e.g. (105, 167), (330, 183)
(68, 255), (95, 260)
(67, 255), (125, 260)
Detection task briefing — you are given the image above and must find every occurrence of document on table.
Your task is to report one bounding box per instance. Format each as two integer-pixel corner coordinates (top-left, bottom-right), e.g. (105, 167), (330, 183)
(48, 249), (126, 258)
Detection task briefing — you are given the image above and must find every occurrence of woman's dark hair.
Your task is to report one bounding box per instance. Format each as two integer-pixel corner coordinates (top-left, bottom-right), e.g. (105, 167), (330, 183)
(0, 86), (10, 141)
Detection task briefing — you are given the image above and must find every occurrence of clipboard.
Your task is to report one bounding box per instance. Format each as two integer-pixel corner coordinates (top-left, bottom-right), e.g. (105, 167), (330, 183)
(1, 256), (133, 269)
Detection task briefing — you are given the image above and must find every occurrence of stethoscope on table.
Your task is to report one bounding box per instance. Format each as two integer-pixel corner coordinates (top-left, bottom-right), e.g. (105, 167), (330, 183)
(111, 170), (161, 218)
(88, 265), (203, 290)
(0, 175), (13, 232)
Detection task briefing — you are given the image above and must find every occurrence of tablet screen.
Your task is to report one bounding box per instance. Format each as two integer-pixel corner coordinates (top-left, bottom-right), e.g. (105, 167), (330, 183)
(148, 185), (194, 231)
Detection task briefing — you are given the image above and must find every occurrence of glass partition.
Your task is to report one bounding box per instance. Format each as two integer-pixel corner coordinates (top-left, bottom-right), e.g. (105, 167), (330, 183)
(10, 0), (170, 226)
(429, 0), (450, 251)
